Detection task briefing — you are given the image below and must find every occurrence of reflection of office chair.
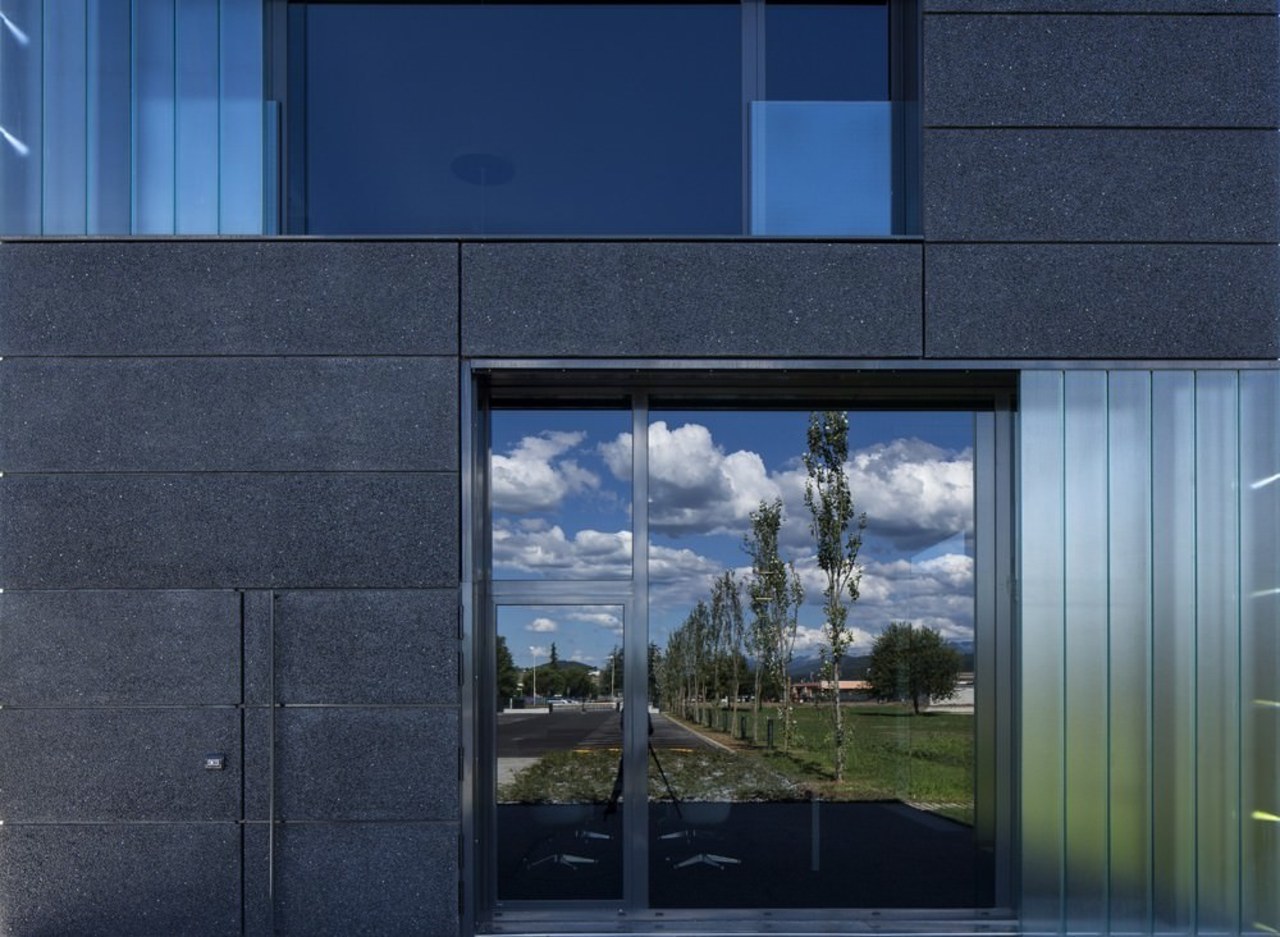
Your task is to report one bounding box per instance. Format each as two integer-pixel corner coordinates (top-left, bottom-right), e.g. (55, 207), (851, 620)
(522, 804), (612, 871)
(659, 801), (741, 870)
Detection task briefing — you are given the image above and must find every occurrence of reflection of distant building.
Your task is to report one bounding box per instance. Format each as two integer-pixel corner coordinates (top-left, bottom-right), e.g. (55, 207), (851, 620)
(792, 679), (872, 703)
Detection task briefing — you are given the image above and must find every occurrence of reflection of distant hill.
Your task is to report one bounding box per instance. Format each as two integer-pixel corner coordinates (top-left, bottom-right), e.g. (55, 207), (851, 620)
(788, 643), (974, 680)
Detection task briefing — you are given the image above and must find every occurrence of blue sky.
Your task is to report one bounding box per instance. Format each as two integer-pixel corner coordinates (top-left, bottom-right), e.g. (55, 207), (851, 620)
(492, 410), (974, 670)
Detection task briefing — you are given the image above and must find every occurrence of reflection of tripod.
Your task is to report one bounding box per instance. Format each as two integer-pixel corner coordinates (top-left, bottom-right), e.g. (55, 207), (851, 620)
(604, 714), (682, 820)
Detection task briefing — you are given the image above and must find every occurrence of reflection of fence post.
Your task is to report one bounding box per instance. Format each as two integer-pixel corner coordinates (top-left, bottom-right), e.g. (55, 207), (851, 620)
(766, 718), (774, 749)
(720, 710), (728, 732)
(739, 716), (747, 740)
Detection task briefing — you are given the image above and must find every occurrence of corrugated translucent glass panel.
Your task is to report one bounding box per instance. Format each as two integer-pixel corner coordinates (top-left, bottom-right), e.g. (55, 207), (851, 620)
(1019, 370), (1280, 936)
(0, 0), (265, 235)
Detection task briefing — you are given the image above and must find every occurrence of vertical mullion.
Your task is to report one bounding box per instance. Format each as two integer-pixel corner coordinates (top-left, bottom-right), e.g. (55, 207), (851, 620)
(624, 393), (650, 912)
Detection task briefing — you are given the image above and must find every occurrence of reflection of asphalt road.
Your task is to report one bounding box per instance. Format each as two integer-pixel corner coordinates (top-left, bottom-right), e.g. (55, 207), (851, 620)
(497, 710), (717, 757)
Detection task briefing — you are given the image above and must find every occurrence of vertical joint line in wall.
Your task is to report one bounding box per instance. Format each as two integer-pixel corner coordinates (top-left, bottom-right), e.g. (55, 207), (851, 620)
(268, 589), (277, 932)
(456, 242), (463, 354)
(920, 243), (926, 358)
(238, 588), (246, 937)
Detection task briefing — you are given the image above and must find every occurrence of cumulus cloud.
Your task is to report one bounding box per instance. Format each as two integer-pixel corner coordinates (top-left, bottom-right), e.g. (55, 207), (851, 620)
(526, 617), (558, 633)
(492, 523), (631, 578)
(492, 430), (600, 514)
(601, 422), (780, 536)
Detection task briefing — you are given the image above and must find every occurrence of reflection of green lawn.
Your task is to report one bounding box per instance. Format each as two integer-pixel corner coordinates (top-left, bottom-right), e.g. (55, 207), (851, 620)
(719, 704), (975, 824)
(500, 705), (974, 825)
(499, 748), (797, 804)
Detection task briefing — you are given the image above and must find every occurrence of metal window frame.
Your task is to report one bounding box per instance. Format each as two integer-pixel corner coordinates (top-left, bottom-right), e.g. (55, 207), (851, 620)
(462, 360), (1018, 936)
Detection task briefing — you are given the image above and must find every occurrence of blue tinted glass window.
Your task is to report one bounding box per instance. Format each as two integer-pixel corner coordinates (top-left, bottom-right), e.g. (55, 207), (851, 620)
(291, 1), (900, 236)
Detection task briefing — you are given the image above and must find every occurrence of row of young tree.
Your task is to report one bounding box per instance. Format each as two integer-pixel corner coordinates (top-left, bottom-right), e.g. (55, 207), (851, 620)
(656, 412), (961, 779)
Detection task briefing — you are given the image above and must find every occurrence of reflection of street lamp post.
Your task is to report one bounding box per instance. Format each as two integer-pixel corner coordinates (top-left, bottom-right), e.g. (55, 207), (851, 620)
(530, 649), (539, 703)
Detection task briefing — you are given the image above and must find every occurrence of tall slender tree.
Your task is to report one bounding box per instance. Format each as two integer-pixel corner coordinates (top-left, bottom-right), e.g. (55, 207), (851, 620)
(710, 571), (744, 712)
(744, 499), (804, 750)
(803, 411), (867, 781)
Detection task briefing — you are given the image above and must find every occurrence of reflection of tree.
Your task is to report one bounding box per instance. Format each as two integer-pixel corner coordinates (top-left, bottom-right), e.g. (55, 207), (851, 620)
(496, 635), (520, 710)
(867, 622), (961, 714)
(744, 499), (804, 749)
(804, 411), (867, 782)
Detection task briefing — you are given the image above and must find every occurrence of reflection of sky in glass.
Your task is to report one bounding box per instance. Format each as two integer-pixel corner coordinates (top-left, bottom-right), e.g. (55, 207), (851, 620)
(295, 2), (893, 235)
(490, 410), (631, 581)
(498, 605), (624, 671)
(491, 409), (975, 667)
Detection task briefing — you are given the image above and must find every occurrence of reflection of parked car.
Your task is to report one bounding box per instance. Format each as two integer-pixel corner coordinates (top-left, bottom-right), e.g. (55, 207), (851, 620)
(546, 696), (570, 706)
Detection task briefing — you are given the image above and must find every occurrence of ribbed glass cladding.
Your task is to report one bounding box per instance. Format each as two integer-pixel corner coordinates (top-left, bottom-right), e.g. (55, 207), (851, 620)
(0, 0), (265, 235)
(289, 1), (908, 236)
(1019, 370), (1280, 936)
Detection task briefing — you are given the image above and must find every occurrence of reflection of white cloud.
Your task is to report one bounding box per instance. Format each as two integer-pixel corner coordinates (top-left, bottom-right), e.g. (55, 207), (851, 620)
(526, 617), (558, 633)
(528, 644), (550, 659)
(565, 609), (624, 636)
(602, 422), (779, 536)
(492, 430), (599, 513)
(493, 523), (631, 577)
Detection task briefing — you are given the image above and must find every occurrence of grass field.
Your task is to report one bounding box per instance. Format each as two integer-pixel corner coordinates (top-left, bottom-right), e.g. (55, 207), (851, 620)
(501, 703), (975, 824)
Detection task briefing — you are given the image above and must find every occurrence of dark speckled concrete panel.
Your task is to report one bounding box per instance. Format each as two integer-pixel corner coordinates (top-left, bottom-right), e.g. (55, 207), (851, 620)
(0, 590), (239, 705)
(0, 240), (457, 355)
(0, 473), (458, 589)
(275, 823), (458, 937)
(925, 15), (1278, 128)
(276, 708), (458, 821)
(924, 130), (1279, 243)
(274, 590), (459, 704)
(0, 357), (458, 472)
(925, 1), (1277, 12)
(462, 242), (922, 358)
(925, 244), (1280, 359)
(0, 824), (240, 937)
(0, 708), (240, 821)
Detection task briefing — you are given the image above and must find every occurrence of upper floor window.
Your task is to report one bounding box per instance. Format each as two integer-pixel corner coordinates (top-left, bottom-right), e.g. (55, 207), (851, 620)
(287, 0), (919, 236)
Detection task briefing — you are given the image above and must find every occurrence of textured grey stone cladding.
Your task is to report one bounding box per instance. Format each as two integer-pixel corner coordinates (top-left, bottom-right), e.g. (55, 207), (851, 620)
(275, 707), (459, 821)
(0, 824), (241, 937)
(925, 244), (1280, 359)
(462, 242), (923, 358)
(924, 130), (1279, 243)
(0, 473), (458, 589)
(0, 357), (458, 472)
(925, 1), (1277, 12)
(924, 14), (1279, 128)
(0, 708), (240, 821)
(243, 706), (272, 822)
(273, 823), (458, 937)
(0, 240), (458, 355)
(273, 590), (459, 704)
(0, 590), (239, 705)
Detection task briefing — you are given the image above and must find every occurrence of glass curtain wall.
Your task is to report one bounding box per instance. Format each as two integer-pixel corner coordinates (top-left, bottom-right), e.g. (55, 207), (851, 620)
(0, 0), (266, 235)
(1019, 369), (1280, 936)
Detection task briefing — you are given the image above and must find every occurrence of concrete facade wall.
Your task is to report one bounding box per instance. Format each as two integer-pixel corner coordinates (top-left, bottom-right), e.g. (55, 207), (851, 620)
(0, 3), (1275, 935)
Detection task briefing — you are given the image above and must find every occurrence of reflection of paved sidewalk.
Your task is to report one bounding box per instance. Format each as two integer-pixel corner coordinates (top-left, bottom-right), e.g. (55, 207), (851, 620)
(497, 757), (539, 787)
